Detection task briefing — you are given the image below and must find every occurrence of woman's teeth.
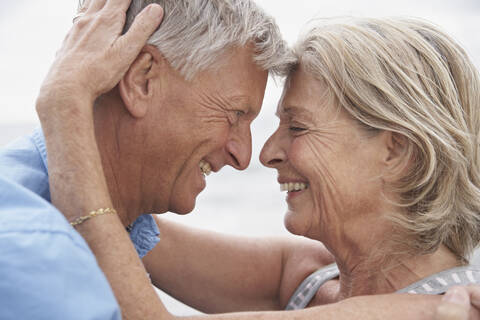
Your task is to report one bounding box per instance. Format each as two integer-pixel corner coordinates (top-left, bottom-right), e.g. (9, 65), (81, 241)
(199, 160), (212, 176)
(280, 182), (308, 192)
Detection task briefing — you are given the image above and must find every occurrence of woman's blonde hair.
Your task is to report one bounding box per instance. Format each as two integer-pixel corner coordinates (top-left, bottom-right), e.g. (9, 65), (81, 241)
(291, 17), (480, 262)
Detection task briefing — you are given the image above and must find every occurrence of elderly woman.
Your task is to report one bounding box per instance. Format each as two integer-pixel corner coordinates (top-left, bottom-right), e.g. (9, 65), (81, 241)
(263, 16), (480, 302)
(36, 0), (480, 319)
(142, 17), (480, 311)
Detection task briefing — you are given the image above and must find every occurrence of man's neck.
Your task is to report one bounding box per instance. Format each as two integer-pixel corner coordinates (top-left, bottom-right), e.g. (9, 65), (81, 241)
(93, 93), (148, 227)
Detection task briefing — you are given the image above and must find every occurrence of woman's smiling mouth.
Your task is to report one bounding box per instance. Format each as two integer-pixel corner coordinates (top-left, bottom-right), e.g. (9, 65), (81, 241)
(278, 180), (309, 200)
(280, 182), (309, 192)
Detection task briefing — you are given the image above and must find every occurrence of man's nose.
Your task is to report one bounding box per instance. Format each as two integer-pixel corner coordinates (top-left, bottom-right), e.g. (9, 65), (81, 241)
(225, 127), (252, 171)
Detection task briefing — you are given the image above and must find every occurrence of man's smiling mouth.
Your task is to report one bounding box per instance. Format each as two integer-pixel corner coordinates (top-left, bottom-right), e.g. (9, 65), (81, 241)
(199, 160), (212, 176)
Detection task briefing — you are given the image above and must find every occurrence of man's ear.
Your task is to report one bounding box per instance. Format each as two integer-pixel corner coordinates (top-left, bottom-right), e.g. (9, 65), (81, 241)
(381, 131), (411, 180)
(118, 45), (163, 119)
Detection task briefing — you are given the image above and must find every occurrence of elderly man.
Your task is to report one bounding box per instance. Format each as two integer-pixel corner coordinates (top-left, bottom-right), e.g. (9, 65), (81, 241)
(0, 0), (288, 318)
(1, 0), (478, 319)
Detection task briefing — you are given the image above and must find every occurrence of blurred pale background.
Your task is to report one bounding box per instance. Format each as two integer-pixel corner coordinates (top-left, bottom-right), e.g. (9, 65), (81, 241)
(0, 0), (479, 315)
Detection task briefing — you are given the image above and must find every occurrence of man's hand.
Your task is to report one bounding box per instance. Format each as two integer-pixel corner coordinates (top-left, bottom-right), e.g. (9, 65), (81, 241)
(436, 286), (480, 320)
(36, 0), (163, 113)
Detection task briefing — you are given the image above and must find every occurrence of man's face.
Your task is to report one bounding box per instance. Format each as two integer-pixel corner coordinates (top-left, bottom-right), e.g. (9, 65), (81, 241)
(142, 46), (268, 214)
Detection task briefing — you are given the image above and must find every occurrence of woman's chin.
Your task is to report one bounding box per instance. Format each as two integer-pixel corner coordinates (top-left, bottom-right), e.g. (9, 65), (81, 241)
(283, 210), (310, 237)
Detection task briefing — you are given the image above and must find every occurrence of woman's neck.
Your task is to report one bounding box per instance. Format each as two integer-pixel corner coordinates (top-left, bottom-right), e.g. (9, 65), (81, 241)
(335, 244), (462, 298)
(317, 202), (463, 299)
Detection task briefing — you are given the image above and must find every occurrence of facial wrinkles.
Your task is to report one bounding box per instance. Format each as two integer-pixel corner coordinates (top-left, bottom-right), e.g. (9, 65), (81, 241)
(284, 91), (345, 227)
(302, 117), (380, 266)
(302, 122), (348, 243)
(195, 90), (250, 126)
(195, 92), (230, 125)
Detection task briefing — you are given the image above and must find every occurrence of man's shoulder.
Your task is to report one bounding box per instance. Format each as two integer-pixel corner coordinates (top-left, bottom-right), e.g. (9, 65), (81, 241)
(0, 128), (93, 262)
(0, 128), (50, 200)
(0, 128), (47, 168)
(0, 173), (86, 250)
(0, 175), (121, 320)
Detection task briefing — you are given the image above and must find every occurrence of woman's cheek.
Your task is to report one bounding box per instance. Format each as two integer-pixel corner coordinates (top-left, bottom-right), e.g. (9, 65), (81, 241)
(306, 135), (346, 234)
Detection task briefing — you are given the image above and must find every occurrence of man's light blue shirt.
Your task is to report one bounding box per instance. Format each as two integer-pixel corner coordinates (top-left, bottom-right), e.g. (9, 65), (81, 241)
(0, 129), (160, 320)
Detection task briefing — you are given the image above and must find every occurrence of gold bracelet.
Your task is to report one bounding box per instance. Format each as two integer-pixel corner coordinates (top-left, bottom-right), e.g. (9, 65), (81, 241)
(70, 208), (117, 227)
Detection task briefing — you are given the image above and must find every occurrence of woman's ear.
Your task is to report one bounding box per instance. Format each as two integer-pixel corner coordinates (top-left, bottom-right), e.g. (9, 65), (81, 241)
(118, 45), (162, 118)
(381, 131), (411, 180)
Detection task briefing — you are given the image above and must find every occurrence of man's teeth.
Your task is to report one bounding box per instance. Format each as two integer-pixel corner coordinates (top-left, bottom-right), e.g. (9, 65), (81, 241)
(280, 182), (308, 192)
(199, 160), (212, 176)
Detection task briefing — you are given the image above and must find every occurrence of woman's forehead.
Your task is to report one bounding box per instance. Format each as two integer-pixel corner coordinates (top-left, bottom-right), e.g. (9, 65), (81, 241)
(278, 71), (335, 118)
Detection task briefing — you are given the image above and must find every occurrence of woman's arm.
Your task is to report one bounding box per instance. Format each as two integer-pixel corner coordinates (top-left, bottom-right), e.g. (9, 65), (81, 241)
(36, 1), (171, 319)
(36, 1), (479, 319)
(144, 217), (335, 313)
(180, 294), (444, 320)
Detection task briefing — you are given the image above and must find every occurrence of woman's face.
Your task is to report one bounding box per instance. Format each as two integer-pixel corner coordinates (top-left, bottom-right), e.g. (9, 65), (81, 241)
(260, 67), (390, 244)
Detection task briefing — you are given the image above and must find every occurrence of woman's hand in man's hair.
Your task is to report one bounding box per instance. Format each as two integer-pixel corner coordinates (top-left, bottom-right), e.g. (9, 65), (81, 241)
(36, 0), (163, 115)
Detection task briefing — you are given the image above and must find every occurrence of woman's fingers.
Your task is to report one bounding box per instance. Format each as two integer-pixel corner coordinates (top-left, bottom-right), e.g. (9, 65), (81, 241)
(85, 0), (108, 14)
(39, 0), (163, 110)
(436, 287), (470, 320)
(467, 285), (480, 309)
(104, 0), (134, 13)
(115, 4), (163, 64)
(77, 0), (89, 12)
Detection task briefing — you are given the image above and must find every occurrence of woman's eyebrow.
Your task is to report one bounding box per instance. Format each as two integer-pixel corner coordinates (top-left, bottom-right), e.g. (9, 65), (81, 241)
(279, 105), (315, 120)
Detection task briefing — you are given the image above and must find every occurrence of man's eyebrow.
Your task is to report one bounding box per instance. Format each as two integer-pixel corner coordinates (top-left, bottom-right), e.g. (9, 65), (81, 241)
(226, 94), (263, 118)
(204, 93), (250, 114)
(224, 93), (249, 102)
(220, 94), (250, 109)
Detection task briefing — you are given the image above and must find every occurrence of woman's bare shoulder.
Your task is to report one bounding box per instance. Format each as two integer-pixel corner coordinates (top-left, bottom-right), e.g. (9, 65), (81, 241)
(278, 237), (336, 308)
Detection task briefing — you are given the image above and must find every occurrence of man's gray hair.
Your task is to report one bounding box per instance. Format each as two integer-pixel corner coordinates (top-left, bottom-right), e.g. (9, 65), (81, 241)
(79, 0), (290, 80)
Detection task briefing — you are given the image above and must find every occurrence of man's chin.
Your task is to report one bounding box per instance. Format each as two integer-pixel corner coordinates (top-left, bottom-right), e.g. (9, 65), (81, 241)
(168, 198), (197, 215)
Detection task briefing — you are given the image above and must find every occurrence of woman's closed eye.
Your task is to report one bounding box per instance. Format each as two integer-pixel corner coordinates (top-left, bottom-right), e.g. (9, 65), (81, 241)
(289, 126), (306, 132)
(289, 125), (308, 134)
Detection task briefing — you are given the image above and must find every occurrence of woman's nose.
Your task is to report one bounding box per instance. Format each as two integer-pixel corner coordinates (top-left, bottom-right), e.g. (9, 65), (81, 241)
(260, 129), (286, 168)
